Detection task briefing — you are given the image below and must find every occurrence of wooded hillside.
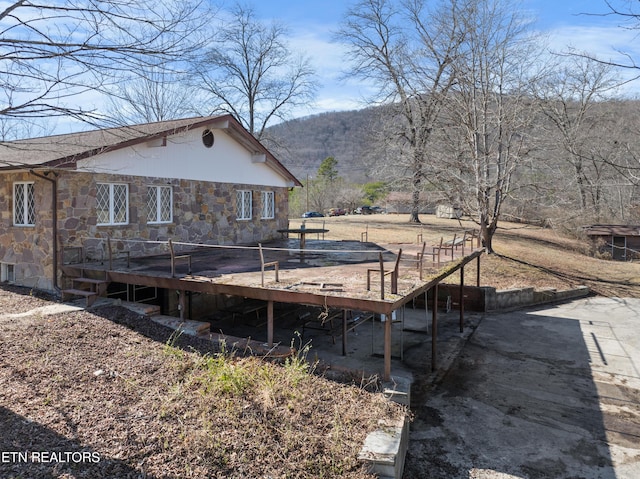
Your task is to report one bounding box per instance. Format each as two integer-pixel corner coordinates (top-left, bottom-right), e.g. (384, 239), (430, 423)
(267, 99), (640, 232)
(266, 108), (384, 184)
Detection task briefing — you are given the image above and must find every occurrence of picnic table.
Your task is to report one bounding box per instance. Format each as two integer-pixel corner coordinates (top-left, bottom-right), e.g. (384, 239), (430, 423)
(277, 227), (329, 249)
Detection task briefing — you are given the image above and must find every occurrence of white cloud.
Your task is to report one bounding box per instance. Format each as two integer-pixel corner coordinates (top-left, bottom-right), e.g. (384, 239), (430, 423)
(288, 27), (378, 116)
(546, 24), (640, 62)
(543, 24), (640, 95)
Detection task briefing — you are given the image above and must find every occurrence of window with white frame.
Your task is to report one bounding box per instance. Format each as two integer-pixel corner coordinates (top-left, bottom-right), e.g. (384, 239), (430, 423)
(147, 185), (173, 223)
(13, 182), (35, 226)
(261, 191), (275, 219)
(236, 190), (252, 220)
(96, 183), (129, 225)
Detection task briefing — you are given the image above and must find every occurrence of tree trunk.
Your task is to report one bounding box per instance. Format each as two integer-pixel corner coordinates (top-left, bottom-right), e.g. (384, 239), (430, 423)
(480, 219), (497, 254)
(409, 168), (422, 223)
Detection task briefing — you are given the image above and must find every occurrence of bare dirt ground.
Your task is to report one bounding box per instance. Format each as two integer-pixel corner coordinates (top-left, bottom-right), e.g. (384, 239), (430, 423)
(0, 285), (404, 479)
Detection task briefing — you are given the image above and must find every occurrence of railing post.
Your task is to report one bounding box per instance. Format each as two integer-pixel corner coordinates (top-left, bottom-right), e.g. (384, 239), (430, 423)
(391, 249), (402, 295)
(259, 243), (266, 286)
(379, 252), (385, 300)
(418, 242), (426, 280)
(361, 224), (368, 242)
(107, 236), (113, 271)
(169, 239), (176, 278)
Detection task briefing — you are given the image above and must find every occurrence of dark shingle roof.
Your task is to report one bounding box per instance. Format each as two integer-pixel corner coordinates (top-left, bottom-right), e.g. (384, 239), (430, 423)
(584, 225), (640, 237)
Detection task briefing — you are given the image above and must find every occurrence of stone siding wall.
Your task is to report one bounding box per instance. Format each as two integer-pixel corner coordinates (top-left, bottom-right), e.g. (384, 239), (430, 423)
(0, 171), (290, 292)
(0, 172), (55, 290)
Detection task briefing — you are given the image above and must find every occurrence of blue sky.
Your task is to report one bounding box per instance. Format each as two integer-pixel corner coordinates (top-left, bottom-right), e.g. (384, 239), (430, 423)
(249, 0), (640, 116)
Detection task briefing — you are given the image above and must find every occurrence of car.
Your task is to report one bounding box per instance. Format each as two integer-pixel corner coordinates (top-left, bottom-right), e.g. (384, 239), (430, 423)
(302, 211), (324, 218)
(355, 206), (373, 215)
(328, 207), (346, 216)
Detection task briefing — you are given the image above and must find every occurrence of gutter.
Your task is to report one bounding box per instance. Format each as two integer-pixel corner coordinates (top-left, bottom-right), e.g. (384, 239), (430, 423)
(29, 169), (60, 292)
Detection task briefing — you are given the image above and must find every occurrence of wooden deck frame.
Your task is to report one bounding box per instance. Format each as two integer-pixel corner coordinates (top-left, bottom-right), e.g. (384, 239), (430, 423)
(63, 241), (483, 381)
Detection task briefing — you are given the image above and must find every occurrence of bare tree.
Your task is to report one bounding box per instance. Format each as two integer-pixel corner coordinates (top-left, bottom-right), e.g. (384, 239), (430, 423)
(337, 0), (466, 223)
(534, 54), (623, 219)
(191, 3), (317, 140)
(429, 0), (544, 252)
(104, 67), (199, 124)
(0, 0), (207, 134)
(599, 1), (640, 70)
(336, 185), (366, 213)
(607, 100), (640, 186)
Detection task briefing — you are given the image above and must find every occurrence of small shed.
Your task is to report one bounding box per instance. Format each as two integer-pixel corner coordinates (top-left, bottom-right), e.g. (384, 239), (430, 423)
(382, 192), (433, 214)
(584, 225), (640, 261)
(436, 204), (462, 219)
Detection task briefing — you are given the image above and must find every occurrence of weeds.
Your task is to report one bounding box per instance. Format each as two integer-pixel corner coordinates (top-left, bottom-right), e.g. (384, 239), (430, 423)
(155, 326), (397, 478)
(283, 331), (315, 386)
(196, 354), (252, 396)
(163, 329), (185, 360)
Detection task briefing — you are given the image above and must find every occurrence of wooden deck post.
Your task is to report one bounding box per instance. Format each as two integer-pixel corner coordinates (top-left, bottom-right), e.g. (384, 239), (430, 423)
(432, 283), (438, 372)
(342, 309), (348, 356)
(178, 290), (187, 321)
(459, 266), (465, 333)
(267, 300), (274, 347)
(384, 311), (392, 382)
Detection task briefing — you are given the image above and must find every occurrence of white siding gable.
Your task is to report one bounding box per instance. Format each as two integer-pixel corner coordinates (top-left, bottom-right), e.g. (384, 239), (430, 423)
(76, 127), (290, 187)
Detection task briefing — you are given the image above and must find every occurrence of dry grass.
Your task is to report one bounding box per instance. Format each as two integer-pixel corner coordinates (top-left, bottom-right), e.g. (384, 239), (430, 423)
(0, 289), (405, 479)
(296, 213), (640, 297)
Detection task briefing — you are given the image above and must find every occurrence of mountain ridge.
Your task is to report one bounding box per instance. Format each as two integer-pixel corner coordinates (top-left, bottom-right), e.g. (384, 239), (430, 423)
(265, 107), (384, 183)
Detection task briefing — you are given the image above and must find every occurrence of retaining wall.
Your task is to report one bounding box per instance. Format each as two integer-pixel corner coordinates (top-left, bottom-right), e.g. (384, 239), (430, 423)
(438, 284), (590, 312)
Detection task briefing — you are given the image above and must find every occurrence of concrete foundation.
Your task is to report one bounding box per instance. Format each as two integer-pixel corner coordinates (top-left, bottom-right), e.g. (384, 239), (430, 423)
(359, 416), (410, 479)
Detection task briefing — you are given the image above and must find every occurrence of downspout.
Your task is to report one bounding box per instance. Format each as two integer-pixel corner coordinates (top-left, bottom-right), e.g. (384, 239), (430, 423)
(29, 169), (59, 292)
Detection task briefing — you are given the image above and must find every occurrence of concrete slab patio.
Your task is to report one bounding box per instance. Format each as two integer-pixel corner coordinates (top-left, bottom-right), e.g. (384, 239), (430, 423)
(404, 296), (640, 479)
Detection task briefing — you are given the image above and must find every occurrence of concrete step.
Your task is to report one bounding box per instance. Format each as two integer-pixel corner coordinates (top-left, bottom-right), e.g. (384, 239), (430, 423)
(114, 300), (161, 316)
(61, 288), (98, 307)
(150, 315), (210, 336)
(72, 277), (108, 285)
(62, 288), (97, 298)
